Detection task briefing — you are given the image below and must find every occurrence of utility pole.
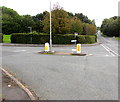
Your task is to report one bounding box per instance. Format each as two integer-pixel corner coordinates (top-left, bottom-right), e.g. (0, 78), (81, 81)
(49, 0), (52, 51)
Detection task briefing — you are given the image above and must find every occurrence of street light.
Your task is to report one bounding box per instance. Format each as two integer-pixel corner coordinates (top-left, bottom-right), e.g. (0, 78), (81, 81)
(28, 27), (32, 33)
(28, 27), (32, 43)
(49, 0), (52, 51)
(74, 32), (78, 44)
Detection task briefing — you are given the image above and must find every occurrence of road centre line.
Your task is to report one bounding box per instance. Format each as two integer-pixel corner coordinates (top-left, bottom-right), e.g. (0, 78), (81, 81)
(100, 44), (117, 56)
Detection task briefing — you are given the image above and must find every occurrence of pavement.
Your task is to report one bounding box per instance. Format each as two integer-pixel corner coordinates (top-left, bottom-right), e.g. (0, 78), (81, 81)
(0, 32), (119, 100)
(1, 43), (100, 48)
(2, 71), (31, 100)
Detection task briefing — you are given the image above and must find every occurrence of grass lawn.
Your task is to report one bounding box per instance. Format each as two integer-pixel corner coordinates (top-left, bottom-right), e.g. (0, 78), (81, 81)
(3, 35), (11, 43)
(116, 37), (120, 40)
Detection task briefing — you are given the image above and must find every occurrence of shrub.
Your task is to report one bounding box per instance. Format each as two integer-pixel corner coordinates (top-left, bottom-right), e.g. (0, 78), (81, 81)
(77, 35), (96, 44)
(11, 33), (27, 44)
(0, 34), (3, 43)
(11, 33), (97, 44)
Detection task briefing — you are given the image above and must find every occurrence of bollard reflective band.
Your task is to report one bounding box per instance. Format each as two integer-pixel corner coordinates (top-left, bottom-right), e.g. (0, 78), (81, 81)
(45, 43), (50, 51)
(45, 46), (49, 51)
(77, 44), (81, 53)
(77, 45), (80, 51)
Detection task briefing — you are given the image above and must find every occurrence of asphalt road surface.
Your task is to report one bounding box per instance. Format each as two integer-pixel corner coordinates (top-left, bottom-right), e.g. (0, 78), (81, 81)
(1, 32), (119, 100)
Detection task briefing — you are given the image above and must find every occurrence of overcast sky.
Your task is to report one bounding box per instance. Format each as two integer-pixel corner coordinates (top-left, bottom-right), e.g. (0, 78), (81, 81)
(1, 0), (119, 27)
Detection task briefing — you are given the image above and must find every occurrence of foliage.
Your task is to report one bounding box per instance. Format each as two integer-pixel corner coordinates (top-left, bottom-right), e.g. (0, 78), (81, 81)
(32, 13), (44, 32)
(77, 35), (97, 44)
(70, 17), (83, 34)
(42, 11), (50, 34)
(11, 33), (97, 44)
(116, 37), (120, 40)
(2, 6), (36, 34)
(0, 34), (2, 43)
(20, 15), (35, 33)
(2, 6), (97, 36)
(75, 13), (92, 24)
(82, 23), (96, 35)
(3, 34), (11, 43)
(43, 4), (71, 34)
(101, 16), (119, 37)
(2, 6), (22, 34)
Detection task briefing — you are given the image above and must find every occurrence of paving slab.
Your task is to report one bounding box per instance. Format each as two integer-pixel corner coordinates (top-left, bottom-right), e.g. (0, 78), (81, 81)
(2, 71), (31, 101)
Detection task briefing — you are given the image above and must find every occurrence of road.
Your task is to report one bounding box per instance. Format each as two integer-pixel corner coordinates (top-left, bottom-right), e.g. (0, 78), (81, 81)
(1, 32), (119, 100)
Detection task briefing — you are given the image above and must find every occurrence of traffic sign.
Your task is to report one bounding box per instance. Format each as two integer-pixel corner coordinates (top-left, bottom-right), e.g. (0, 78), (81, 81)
(71, 40), (77, 43)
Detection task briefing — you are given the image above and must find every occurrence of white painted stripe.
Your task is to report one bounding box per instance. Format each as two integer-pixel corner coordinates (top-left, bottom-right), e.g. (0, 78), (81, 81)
(72, 49), (76, 51)
(13, 50), (26, 52)
(100, 44), (115, 56)
(103, 45), (118, 56)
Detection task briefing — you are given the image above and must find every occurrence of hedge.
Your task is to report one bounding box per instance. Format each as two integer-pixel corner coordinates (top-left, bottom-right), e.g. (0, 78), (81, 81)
(11, 33), (97, 44)
(0, 34), (3, 43)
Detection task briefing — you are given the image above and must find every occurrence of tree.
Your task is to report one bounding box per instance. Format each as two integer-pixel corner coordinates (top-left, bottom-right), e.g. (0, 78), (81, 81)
(43, 3), (71, 34)
(32, 13), (44, 33)
(42, 11), (50, 34)
(67, 12), (74, 18)
(20, 15), (35, 33)
(70, 17), (83, 34)
(83, 23), (96, 35)
(101, 17), (119, 37)
(75, 13), (91, 24)
(2, 6), (22, 34)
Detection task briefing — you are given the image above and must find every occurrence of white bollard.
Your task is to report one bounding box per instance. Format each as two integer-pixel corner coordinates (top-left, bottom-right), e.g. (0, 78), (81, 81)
(45, 42), (50, 52)
(77, 44), (81, 53)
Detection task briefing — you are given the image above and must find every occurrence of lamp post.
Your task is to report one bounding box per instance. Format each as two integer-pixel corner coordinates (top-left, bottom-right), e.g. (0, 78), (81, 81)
(49, 0), (52, 51)
(28, 27), (32, 33)
(74, 32), (78, 44)
(28, 27), (32, 43)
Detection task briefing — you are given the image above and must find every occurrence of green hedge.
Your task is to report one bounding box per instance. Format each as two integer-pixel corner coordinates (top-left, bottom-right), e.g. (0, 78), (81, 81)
(77, 35), (97, 44)
(11, 33), (97, 44)
(0, 34), (3, 43)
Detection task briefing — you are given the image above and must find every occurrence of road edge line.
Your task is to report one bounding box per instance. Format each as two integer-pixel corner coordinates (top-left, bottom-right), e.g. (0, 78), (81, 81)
(0, 67), (36, 100)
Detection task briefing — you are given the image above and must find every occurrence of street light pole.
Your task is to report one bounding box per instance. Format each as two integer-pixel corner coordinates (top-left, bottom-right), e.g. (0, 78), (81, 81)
(28, 27), (32, 43)
(50, 0), (52, 51)
(28, 27), (32, 33)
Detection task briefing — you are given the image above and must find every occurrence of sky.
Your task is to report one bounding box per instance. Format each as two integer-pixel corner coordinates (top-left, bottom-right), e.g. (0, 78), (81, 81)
(1, 0), (119, 27)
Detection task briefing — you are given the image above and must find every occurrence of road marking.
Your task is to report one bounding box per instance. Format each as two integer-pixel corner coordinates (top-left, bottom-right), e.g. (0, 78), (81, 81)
(100, 44), (118, 56)
(106, 55), (109, 56)
(103, 45), (119, 56)
(13, 50), (26, 52)
(86, 54), (93, 56)
(72, 49), (76, 51)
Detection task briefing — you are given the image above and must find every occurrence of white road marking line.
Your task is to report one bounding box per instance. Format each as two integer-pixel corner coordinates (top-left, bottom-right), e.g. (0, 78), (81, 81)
(13, 50), (26, 52)
(100, 44), (115, 56)
(72, 49), (77, 51)
(86, 54), (93, 56)
(103, 45), (119, 56)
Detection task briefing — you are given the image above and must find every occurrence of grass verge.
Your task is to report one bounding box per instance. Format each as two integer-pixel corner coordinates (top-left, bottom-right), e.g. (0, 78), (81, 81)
(3, 35), (11, 43)
(115, 37), (120, 40)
